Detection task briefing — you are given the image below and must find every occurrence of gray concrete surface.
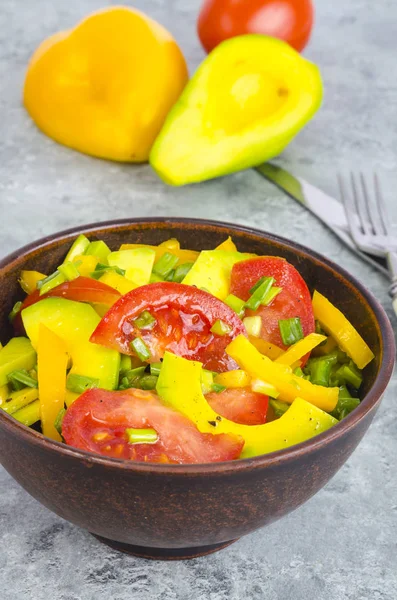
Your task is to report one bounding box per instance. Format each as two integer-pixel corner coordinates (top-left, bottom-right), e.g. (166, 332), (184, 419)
(0, 0), (396, 598)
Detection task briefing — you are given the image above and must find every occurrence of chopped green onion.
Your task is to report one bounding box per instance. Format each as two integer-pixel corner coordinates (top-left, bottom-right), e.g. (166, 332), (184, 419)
(210, 319), (232, 336)
(119, 376), (131, 390)
(269, 398), (290, 418)
(7, 369), (38, 390)
(249, 276), (267, 295)
(153, 252), (179, 279)
(165, 270), (176, 281)
(243, 316), (262, 337)
(173, 262), (194, 283)
(126, 428), (158, 445)
(57, 261), (80, 281)
(118, 366), (146, 390)
(150, 273), (164, 283)
(119, 354), (132, 373)
(125, 367), (146, 379)
(37, 271), (66, 295)
(331, 386), (360, 420)
(251, 379), (279, 398)
(90, 263), (126, 279)
(54, 407), (66, 436)
(315, 320), (326, 336)
(130, 338), (151, 361)
(224, 294), (245, 318)
(279, 317), (304, 346)
(9, 301), (22, 322)
(293, 366), (305, 378)
(245, 277), (275, 311)
(66, 374), (99, 394)
(334, 363), (363, 390)
(85, 240), (111, 264)
(64, 234), (90, 263)
(134, 310), (156, 330)
(150, 362), (162, 376)
(307, 357), (334, 387)
(12, 399), (40, 427)
(137, 374), (158, 390)
(261, 286), (282, 306)
(211, 383), (226, 393)
(201, 369), (215, 394)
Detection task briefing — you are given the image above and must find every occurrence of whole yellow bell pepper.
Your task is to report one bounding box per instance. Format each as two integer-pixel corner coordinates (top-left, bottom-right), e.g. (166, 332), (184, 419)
(24, 7), (188, 162)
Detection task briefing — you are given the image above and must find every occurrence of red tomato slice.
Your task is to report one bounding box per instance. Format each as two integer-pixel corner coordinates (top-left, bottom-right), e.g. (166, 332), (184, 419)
(206, 387), (268, 425)
(90, 282), (246, 372)
(230, 257), (315, 352)
(14, 277), (121, 334)
(62, 388), (244, 464)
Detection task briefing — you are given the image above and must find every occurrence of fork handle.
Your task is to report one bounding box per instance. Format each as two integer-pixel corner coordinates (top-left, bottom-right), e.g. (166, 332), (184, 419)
(386, 252), (397, 317)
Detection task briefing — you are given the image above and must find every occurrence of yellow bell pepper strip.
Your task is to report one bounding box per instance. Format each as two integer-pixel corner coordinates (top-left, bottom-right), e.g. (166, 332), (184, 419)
(18, 270), (47, 294)
(72, 254), (98, 277)
(98, 271), (136, 295)
(23, 7), (188, 162)
(37, 324), (68, 441)
(158, 239), (180, 251)
(214, 369), (251, 388)
(0, 387), (39, 415)
(182, 250), (256, 300)
(157, 351), (337, 458)
(275, 333), (327, 366)
(215, 236), (237, 252)
(248, 336), (284, 360)
(120, 243), (199, 266)
(0, 337), (37, 387)
(226, 335), (339, 412)
(312, 290), (375, 369)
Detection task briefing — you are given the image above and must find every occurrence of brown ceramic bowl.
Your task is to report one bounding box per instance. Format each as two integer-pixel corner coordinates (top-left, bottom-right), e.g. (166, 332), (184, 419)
(0, 218), (394, 560)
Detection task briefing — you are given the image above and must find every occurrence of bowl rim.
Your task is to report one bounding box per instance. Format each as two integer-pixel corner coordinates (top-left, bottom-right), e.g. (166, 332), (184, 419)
(0, 216), (395, 475)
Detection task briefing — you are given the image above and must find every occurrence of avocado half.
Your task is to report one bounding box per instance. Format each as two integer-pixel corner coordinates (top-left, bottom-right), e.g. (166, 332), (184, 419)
(150, 35), (323, 186)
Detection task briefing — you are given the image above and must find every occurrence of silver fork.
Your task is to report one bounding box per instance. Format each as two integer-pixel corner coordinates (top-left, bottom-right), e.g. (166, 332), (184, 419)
(339, 173), (397, 316)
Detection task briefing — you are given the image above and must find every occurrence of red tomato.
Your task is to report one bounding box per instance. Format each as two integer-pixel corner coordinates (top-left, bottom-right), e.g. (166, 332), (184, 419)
(230, 257), (314, 352)
(90, 282), (246, 372)
(206, 387), (268, 425)
(14, 277), (121, 334)
(197, 0), (314, 53)
(62, 388), (244, 464)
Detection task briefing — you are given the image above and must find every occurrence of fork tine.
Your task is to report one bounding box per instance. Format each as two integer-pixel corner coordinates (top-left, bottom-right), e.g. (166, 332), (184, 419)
(359, 172), (378, 235)
(374, 174), (390, 236)
(350, 172), (367, 234)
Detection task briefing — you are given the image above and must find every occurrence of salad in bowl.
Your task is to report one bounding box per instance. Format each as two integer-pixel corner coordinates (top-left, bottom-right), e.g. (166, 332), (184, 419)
(0, 232), (374, 464)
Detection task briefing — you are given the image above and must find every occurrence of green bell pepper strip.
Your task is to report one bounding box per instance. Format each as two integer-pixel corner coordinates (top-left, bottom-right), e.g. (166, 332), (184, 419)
(156, 351), (338, 459)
